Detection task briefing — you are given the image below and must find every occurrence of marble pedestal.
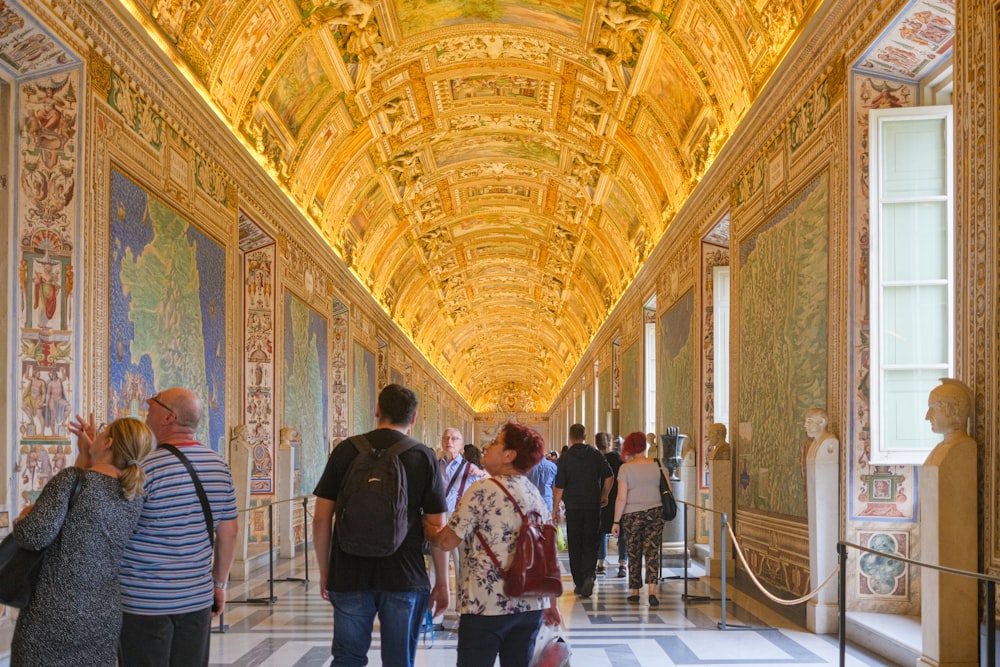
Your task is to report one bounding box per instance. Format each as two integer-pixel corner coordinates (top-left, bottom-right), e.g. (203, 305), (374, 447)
(805, 435), (839, 634)
(917, 437), (978, 667)
(706, 458), (735, 578)
(276, 445), (296, 559)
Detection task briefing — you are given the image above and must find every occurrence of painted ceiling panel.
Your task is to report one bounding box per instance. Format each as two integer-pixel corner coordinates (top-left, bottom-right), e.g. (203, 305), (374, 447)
(113, 0), (823, 411)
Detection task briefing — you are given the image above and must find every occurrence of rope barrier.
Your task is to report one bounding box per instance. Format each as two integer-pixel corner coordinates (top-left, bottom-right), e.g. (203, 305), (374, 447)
(725, 522), (838, 605)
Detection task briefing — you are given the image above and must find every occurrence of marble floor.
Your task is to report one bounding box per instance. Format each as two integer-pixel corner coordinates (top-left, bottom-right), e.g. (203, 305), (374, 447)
(207, 550), (900, 667)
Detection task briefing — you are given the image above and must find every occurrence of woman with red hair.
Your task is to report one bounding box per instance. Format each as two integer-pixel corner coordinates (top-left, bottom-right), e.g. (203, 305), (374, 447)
(425, 422), (561, 666)
(610, 431), (669, 606)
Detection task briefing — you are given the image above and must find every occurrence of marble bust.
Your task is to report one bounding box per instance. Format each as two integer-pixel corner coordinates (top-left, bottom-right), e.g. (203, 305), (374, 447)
(804, 407), (838, 454)
(924, 378), (976, 462)
(707, 422), (730, 460)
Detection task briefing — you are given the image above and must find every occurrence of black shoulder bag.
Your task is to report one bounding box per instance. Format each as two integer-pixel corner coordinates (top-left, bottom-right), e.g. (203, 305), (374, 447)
(0, 467), (84, 608)
(655, 460), (678, 522)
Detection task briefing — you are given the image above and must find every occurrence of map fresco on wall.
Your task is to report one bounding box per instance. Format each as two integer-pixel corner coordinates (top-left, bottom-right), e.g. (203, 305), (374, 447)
(109, 168), (226, 451)
(658, 289), (694, 442)
(737, 173), (828, 519)
(353, 342), (376, 432)
(283, 292), (328, 497)
(620, 340), (642, 435)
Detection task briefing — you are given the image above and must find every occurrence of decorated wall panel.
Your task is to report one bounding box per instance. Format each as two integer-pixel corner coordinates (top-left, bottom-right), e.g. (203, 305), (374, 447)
(241, 228), (276, 494)
(108, 167), (227, 452)
(700, 243), (730, 489)
(331, 299), (349, 444)
(14, 69), (81, 514)
(736, 173), (828, 520)
(282, 291), (328, 497)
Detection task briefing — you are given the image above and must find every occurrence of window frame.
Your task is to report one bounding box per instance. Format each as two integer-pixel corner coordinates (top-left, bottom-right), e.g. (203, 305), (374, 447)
(868, 104), (954, 466)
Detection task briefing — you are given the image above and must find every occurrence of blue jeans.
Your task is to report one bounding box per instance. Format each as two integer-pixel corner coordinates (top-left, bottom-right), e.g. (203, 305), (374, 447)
(330, 590), (428, 667)
(457, 611), (543, 667)
(598, 532), (629, 562)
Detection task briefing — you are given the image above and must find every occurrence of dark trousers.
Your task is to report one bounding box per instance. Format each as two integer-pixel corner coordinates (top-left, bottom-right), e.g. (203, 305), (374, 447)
(119, 608), (212, 667)
(456, 610), (542, 667)
(565, 507), (602, 588)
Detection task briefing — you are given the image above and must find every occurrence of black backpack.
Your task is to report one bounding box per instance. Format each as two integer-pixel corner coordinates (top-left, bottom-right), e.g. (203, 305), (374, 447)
(336, 434), (417, 557)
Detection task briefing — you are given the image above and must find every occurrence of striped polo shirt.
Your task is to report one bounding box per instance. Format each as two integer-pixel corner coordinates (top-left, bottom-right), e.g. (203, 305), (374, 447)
(120, 443), (238, 615)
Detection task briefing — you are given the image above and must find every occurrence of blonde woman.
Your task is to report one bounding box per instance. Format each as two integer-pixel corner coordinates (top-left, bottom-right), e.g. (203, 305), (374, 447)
(610, 431), (667, 606)
(12, 417), (153, 666)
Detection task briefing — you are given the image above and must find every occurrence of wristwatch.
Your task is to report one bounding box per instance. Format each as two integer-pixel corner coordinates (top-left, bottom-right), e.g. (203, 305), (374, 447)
(214, 581), (228, 590)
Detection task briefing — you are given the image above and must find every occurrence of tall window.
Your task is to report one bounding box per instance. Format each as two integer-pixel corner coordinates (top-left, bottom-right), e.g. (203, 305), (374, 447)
(869, 105), (953, 465)
(644, 298), (657, 436)
(713, 266), (731, 431)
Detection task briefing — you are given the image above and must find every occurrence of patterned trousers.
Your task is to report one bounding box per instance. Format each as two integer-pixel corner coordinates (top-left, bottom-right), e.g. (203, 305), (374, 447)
(621, 506), (664, 590)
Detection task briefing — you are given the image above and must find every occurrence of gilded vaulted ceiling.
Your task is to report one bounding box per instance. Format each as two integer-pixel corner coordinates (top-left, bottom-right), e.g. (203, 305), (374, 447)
(118, 0), (818, 411)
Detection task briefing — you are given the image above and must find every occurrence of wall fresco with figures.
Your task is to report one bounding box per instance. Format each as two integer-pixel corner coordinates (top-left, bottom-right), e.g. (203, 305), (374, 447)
(737, 173), (828, 520)
(14, 69), (80, 514)
(108, 168), (227, 451)
(240, 214), (276, 494)
(330, 300), (349, 445)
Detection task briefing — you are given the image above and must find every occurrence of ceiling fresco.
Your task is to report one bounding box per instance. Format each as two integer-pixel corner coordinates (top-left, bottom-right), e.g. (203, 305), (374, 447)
(116, 0), (822, 412)
(3, 0), (830, 411)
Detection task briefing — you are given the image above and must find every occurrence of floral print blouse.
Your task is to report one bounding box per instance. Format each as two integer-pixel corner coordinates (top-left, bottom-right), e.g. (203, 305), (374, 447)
(448, 473), (554, 616)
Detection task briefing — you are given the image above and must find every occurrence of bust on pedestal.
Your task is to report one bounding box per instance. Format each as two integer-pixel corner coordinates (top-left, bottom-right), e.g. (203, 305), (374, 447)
(705, 423), (734, 578)
(277, 427), (298, 559)
(918, 379), (978, 667)
(803, 407), (839, 634)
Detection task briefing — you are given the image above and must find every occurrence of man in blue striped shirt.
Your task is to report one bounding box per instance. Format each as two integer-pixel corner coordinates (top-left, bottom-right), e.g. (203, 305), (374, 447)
(118, 387), (238, 666)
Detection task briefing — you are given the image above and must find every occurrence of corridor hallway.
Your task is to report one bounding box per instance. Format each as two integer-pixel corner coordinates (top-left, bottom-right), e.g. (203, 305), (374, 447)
(205, 550), (896, 666)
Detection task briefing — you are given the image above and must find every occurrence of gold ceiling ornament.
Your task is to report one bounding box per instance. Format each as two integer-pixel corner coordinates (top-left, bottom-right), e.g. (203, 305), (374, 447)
(124, 0), (819, 411)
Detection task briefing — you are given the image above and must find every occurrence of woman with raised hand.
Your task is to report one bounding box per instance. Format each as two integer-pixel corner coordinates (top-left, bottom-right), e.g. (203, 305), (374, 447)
(11, 417), (153, 666)
(611, 431), (668, 607)
(425, 422), (561, 667)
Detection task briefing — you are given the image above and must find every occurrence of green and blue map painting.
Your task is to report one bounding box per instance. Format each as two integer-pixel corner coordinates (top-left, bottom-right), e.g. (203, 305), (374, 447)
(283, 292), (328, 496)
(109, 168), (226, 451)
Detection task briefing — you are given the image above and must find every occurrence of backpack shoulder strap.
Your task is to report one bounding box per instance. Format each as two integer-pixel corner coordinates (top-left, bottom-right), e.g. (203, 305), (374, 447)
(351, 434), (373, 455)
(386, 435), (419, 457)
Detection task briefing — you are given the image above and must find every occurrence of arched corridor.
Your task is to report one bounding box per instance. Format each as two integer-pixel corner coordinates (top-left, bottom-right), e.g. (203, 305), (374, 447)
(0, 0), (997, 664)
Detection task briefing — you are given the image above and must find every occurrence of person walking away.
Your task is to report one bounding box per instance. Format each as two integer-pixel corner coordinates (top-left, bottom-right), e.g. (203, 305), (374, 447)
(611, 431), (668, 606)
(312, 384), (449, 667)
(551, 423), (612, 598)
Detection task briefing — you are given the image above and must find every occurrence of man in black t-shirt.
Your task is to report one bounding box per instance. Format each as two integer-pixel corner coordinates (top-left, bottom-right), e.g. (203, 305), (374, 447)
(552, 423), (614, 598)
(312, 384), (449, 667)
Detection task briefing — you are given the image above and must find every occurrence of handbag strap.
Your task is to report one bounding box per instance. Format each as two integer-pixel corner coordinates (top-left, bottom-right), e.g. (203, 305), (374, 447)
(474, 477), (531, 574)
(655, 459), (673, 492)
(160, 444), (214, 549)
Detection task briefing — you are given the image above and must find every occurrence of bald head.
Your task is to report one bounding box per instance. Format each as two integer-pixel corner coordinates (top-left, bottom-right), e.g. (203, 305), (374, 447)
(146, 387), (202, 442)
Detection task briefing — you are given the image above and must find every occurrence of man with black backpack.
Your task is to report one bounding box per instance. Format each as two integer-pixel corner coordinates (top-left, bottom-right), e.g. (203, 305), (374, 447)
(312, 384), (449, 667)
